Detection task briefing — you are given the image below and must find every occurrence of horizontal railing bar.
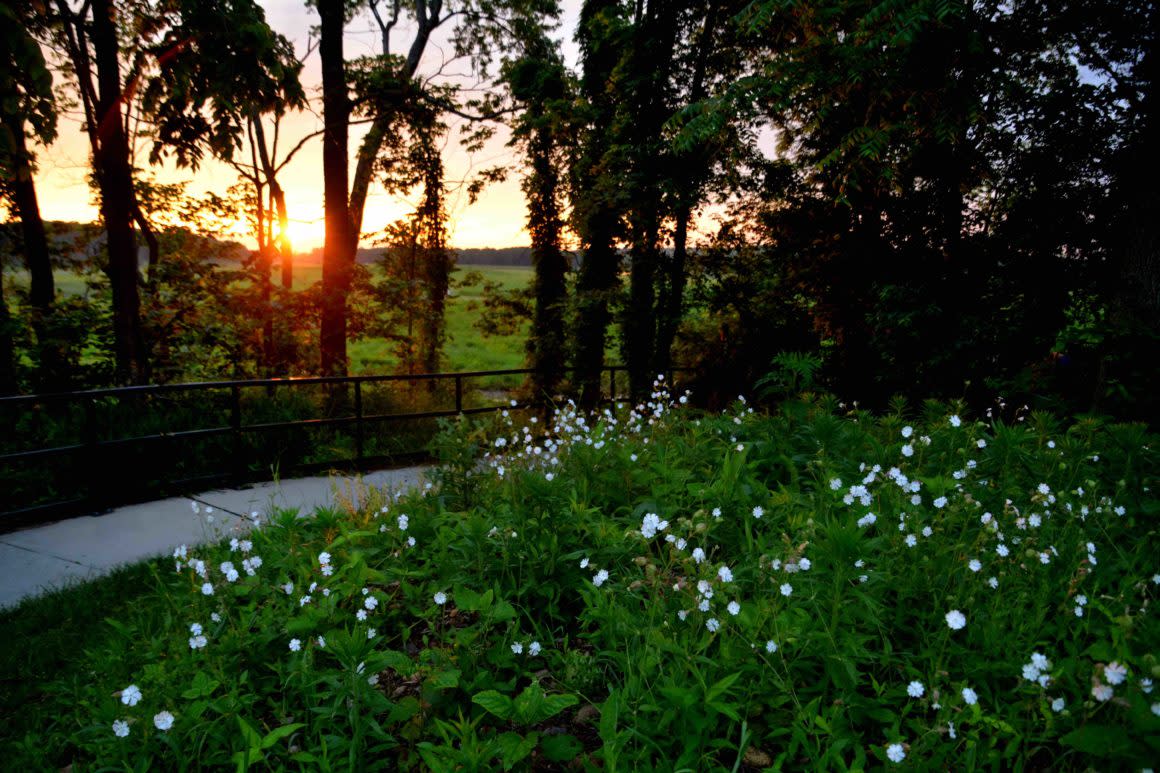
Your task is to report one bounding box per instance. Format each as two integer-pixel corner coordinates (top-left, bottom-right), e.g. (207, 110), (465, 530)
(0, 443), (86, 463)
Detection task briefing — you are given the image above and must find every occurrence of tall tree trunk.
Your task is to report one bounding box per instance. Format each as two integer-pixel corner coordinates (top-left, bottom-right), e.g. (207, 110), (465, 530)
(527, 124), (568, 400)
(654, 203), (689, 376)
(0, 278), (16, 395)
(2, 111), (53, 312)
(573, 230), (618, 408)
(92, 0), (147, 384)
(318, 0), (352, 377)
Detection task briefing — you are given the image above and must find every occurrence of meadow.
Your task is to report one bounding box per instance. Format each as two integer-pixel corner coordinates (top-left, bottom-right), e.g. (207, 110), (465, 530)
(1, 385), (1157, 770)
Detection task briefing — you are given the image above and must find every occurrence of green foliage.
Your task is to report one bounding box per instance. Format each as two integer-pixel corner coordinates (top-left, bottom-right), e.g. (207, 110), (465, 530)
(2, 390), (1157, 769)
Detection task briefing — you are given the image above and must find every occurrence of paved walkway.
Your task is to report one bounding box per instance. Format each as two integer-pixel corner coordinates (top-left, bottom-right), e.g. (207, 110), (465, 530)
(0, 466), (429, 610)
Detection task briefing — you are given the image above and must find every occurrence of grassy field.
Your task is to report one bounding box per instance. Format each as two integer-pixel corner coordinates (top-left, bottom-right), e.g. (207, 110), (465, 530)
(7, 264), (534, 377)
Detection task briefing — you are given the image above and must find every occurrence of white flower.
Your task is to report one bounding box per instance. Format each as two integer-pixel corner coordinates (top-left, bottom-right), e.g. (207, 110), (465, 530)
(988, 576), (998, 589)
(1092, 684), (1114, 702)
(367, 628), (377, 639)
(752, 506), (764, 519)
(189, 635), (207, 650)
(593, 569), (609, 587)
(692, 547), (706, 564)
(364, 596), (378, 611)
(121, 684), (142, 707)
(1076, 594), (1087, 606)
(282, 582), (294, 595)
(1141, 678), (1153, 694)
(976, 439), (987, 448)
(780, 583), (793, 597)
(765, 640), (777, 653)
(857, 513), (877, 528)
(907, 681), (924, 698)
(996, 544), (1009, 557)
(318, 551), (331, 565)
(434, 591), (447, 606)
(799, 558), (811, 571)
(718, 565), (734, 583)
(727, 601), (741, 616)
(933, 496), (948, 509)
(200, 582), (214, 596)
(912, 494), (923, 506)
(921, 525), (932, 537)
(190, 622), (203, 636)
(153, 711), (175, 731)
(1152, 702), (1160, 716)
(830, 478), (843, 490)
(299, 595), (311, 607)
(397, 514), (409, 531)
(407, 536), (416, 547)
(1051, 697), (1065, 712)
(112, 719), (130, 738)
(705, 618), (720, 633)
(211, 612), (221, 623)
(901, 444), (914, 458)
(968, 559), (982, 573)
(529, 641), (542, 656)
(356, 609), (367, 621)
(640, 512), (669, 538)
(886, 743), (906, 763)
(288, 638), (301, 652)
(945, 610), (967, 630)
(949, 415), (961, 427)
(317, 636), (326, 648)
(1037, 483), (1050, 495)
(511, 642), (524, 655)
(1104, 662), (1127, 686)
(901, 426), (913, 438)
(905, 534), (917, 548)
(961, 687), (978, 705)
(711, 507), (722, 519)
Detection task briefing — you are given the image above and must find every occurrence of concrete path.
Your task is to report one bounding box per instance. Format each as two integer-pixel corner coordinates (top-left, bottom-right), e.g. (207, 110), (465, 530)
(0, 465), (429, 610)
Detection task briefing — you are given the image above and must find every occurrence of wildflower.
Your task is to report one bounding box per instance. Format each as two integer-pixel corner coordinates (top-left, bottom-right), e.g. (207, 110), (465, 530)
(189, 635), (207, 650)
(765, 640), (777, 653)
(1152, 703), (1160, 716)
(434, 591), (447, 606)
(949, 415), (962, 428)
(364, 596), (378, 611)
(318, 551), (331, 565)
(1141, 678), (1153, 694)
(121, 684), (142, 707)
(968, 559), (982, 573)
(692, 547), (706, 564)
(905, 534), (917, 548)
(857, 513), (877, 527)
(921, 525), (933, 537)
(282, 582), (294, 595)
(112, 719), (129, 738)
(718, 565), (734, 583)
(830, 478), (842, 490)
(153, 711), (175, 731)
(1037, 483), (1050, 495)
(752, 505), (764, 519)
(640, 512), (669, 538)
(677, 610), (689, 621)
(907, 681), (924, 698)
(705, 618), (720, 633)
(593, 569), (609, 587)
(712, 507), (722, 519)
(996, 544), (1009, 557)
(190, 622), (202, 636)
(397, 514), (409, 531)
(299, 595), (311, 607)
(1051, 697), (1065, 712)
(367, 628), (376, 639)
(1092, 684), (1113, 701)
(511, 642), (524, 655)
(933, 496), (948, 509)
(901, 426), (913, 438)
(901, 444), (914, 458)
(799, 557), (811, 571)
(886, 743), (906, 763)
(317, 636), (326, 648)
(961, 687), (978, 705)
(780, 583), (793, 597)
(289, 639), (301, 652)
(211, 612), (221, 623)
(912, 494), (923, 506)
(407, 536), (416, 547)
(945, 610), (967, 630)
(529, 641), (542, 656)
(356, 609), (368, 621)
(1104, 662), (1127, 686)
(200, 582), (214, 596)
(977, 439), (987, 448)
(727, 601), (741, 616)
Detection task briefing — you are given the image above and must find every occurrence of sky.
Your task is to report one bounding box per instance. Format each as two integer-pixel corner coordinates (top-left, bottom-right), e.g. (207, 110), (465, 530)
(34, 1), (586, 251)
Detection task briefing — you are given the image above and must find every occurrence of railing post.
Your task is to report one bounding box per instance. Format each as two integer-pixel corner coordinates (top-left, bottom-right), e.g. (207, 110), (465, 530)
(230, 384), (243, 483)
(354, 380), (364, 466)
(84, 396), (100, 512)
(454, 374), (463, 414)
(609, 368), (616, 403)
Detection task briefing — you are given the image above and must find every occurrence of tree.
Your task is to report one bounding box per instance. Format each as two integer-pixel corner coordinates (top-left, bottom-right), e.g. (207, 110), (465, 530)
(0, 4), (59, 391)
(503, 17), (572, 400)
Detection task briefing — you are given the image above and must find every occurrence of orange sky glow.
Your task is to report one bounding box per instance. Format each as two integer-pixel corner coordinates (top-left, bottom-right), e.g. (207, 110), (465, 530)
(33, 1), (589, 252)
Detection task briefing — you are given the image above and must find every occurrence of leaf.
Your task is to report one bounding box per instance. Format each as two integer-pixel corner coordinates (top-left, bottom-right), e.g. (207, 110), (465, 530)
(427, 668), (460, 690)
(260, 723), (305, 750)
(540, 733), (583, 763)
(472, 690), (514, 720)
(490, 599), (517, 622)
(1060, 725), (1132, 757)
(705, 672), (742, 703)
(236, 716), (262, 749)
(497, 731), (538, 770)
(455, 587), (483, 612)
(182, 672), (220, 700)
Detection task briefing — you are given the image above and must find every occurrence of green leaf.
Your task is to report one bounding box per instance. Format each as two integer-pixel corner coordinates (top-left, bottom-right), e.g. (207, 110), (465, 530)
(540, 733), (583, 763)
(236, 715), (262, 749)
(1060, 725), (1132, 757)
(497, 731), (538, 770)
(261, 723), (305, 750)
(455, 586), (483, 612)
(427, 668), (460, 690)
(182, 672), (221, 700)
(705, 672), (742, 703)
(472, 690), (514, 720)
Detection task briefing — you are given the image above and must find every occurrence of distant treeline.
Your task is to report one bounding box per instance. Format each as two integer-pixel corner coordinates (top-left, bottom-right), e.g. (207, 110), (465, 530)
(299, 246), (536, 267)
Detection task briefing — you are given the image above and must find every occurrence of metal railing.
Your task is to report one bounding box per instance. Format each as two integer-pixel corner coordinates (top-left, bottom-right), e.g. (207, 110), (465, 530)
(0, 365), (692, 532)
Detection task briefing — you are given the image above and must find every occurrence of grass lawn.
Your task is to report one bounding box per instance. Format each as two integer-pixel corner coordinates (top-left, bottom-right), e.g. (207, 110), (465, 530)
(1, 393), (1157, 769)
